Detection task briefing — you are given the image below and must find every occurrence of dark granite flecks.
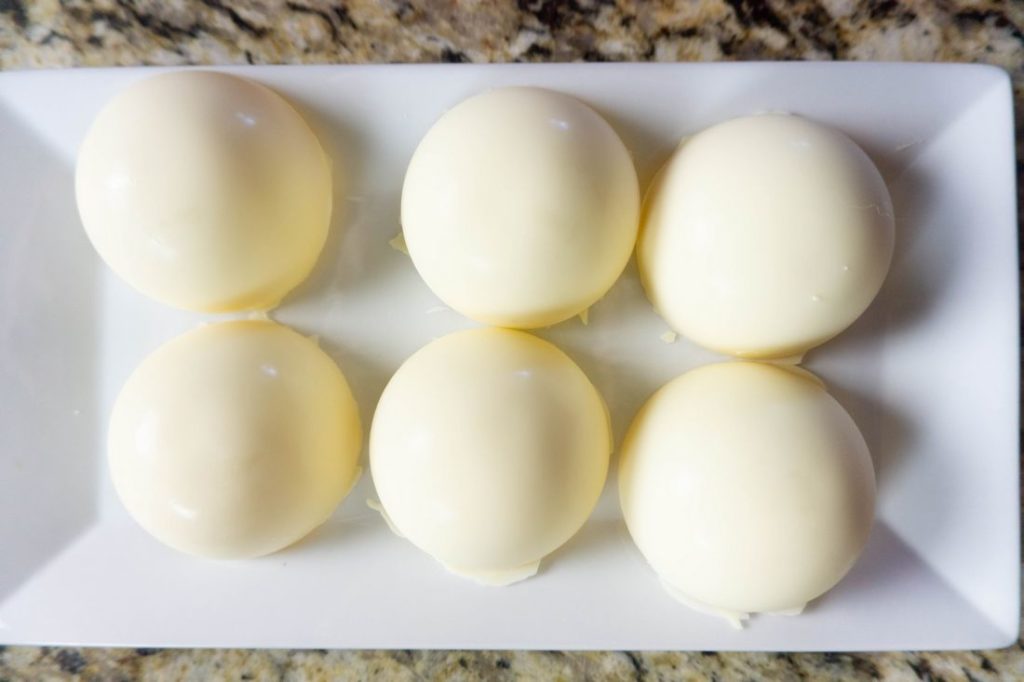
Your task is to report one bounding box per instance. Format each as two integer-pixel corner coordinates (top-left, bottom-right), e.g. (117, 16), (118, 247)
(0, 0), (1020, 71)
(1, 1), (1022, 680)
(3, 644), (1024, 680)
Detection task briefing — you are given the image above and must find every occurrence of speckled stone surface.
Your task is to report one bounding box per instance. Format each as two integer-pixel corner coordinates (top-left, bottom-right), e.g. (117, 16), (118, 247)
(1, 1), (1022, 680)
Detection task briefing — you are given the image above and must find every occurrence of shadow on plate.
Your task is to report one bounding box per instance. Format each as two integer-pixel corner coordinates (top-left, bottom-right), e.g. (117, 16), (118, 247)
(0, 102), (100, 603)
(812, 151), (956, 359)
(823, 375), (916, 498)
(276, 94), (408, 309)
(275, 515), (384, 559)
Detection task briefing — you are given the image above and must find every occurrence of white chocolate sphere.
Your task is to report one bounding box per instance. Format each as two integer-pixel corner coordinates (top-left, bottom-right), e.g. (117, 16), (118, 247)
(639, 114), (894, 359)
(76, 71), (332, 312)
(370, 328), (611, 584)
(401, 87), (640, 329)
(619, 362), (875, 623)
(109, 321), (361, 558)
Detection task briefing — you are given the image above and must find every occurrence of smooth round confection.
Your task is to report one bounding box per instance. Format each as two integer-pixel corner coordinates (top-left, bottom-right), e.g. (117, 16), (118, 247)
(401, 87), (640, 329)
(619, 361), (875, 625)
(639, 114), (894, 359)
(109, 321), (361, 559)
(370, 328), (611, 584)
(76, 71), (332, 312)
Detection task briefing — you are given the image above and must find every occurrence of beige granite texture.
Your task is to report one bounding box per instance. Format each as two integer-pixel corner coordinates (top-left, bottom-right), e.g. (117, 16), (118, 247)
(1, 0), (1022, 680)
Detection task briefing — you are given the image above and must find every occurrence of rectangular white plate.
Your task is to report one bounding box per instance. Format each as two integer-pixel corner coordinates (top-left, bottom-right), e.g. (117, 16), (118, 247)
(0, 63), (1018, 651)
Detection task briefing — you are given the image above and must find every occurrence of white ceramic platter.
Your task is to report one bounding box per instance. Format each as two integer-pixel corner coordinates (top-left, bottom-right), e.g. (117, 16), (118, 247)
(0, 63), (1017, 650)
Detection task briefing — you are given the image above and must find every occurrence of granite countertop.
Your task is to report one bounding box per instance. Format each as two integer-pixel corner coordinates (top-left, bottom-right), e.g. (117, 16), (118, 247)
(1, 0), (1022, 680)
